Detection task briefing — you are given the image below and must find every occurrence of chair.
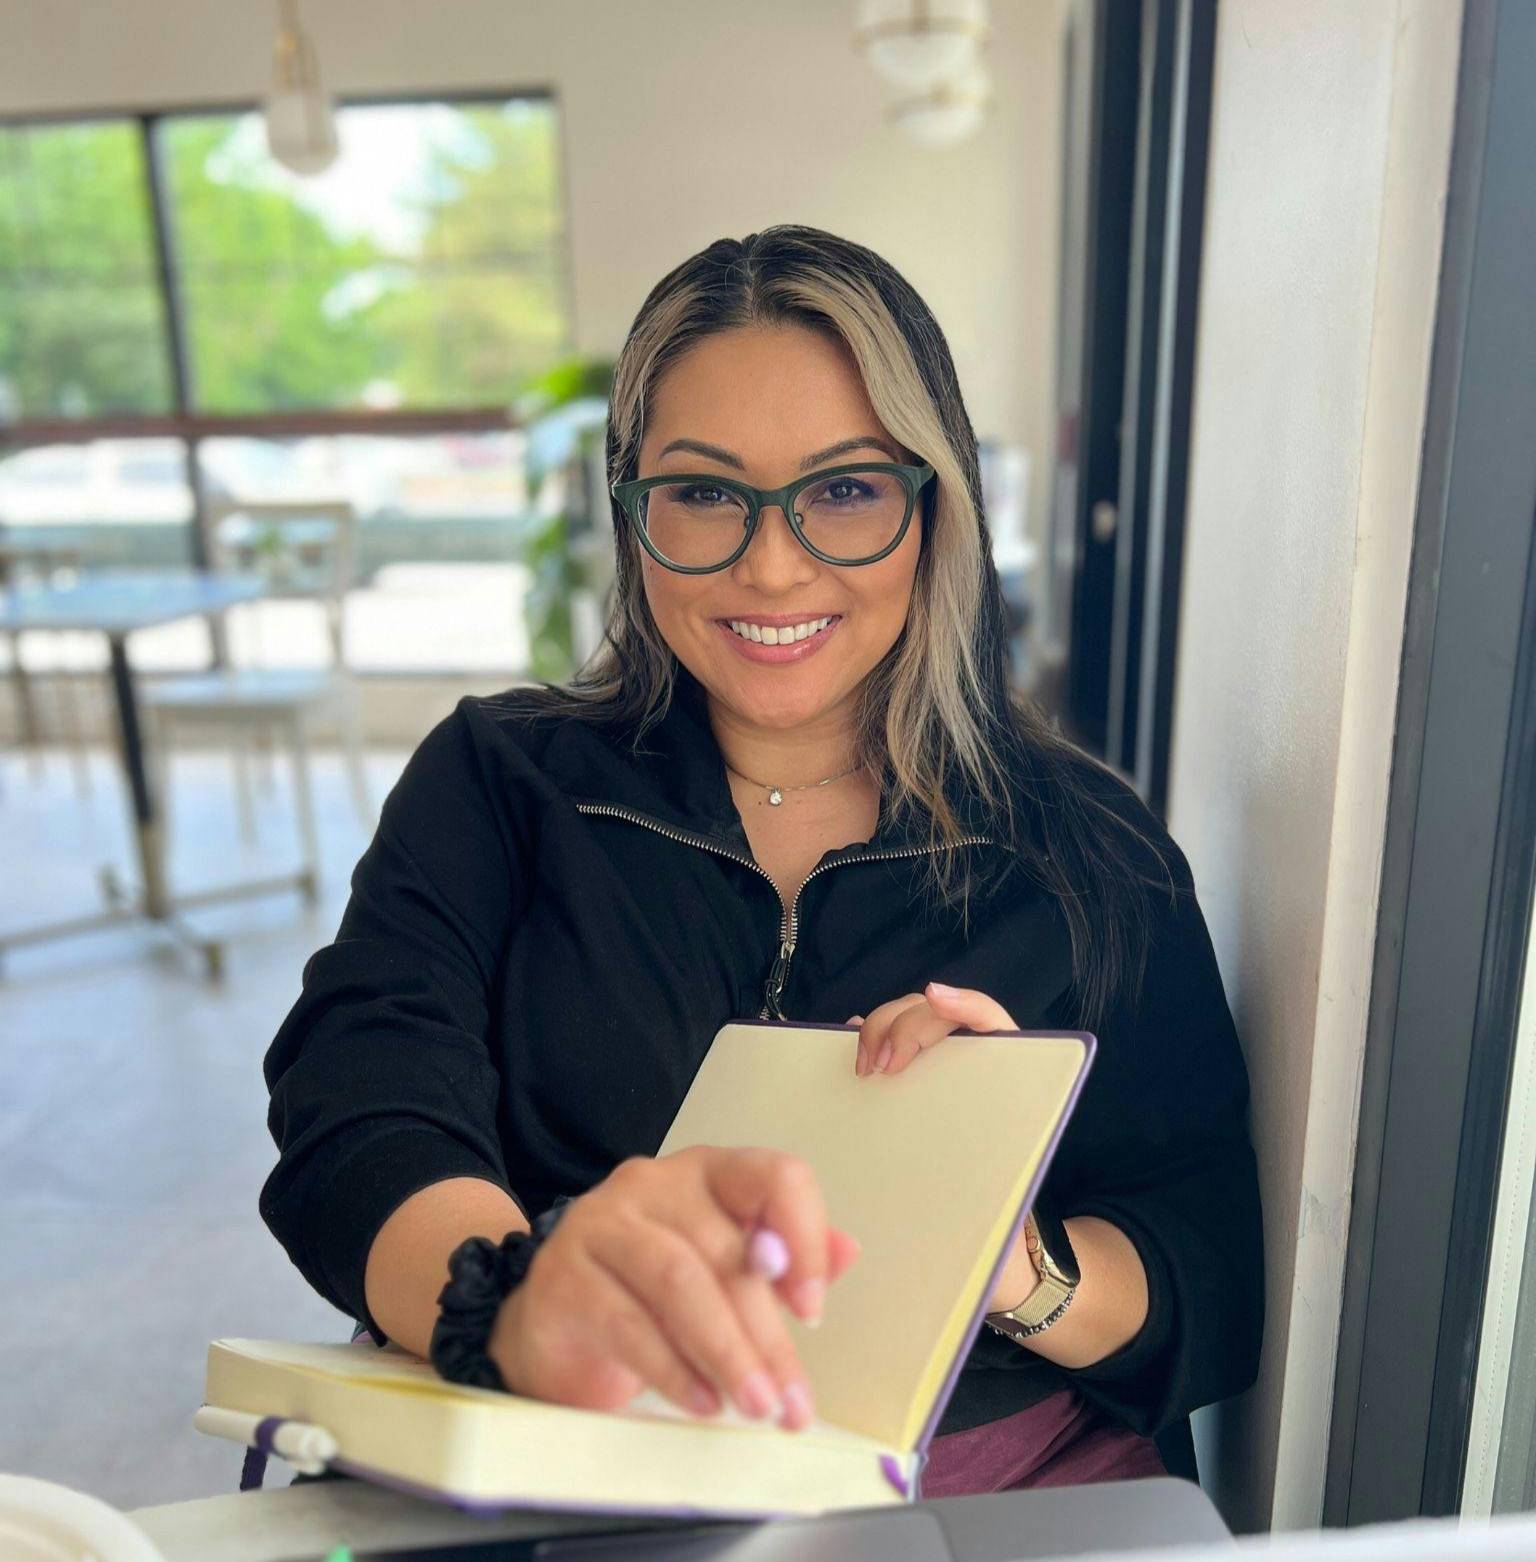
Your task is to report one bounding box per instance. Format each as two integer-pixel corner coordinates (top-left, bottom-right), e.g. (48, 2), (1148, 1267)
(143, 500), (372, 898)
(0, 536), (94, 798)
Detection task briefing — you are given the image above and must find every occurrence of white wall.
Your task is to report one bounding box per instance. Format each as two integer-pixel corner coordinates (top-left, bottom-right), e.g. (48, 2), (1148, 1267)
(0, 0), (1064, 549)
(1170, 0), (1463, 1532)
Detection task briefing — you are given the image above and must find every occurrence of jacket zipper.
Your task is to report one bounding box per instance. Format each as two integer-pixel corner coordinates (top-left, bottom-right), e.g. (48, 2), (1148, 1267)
(573, 800), (992, 1020)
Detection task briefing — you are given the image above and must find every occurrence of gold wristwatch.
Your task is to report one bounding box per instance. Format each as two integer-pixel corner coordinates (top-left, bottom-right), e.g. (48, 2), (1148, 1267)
(983, 1206), (1080, 1343)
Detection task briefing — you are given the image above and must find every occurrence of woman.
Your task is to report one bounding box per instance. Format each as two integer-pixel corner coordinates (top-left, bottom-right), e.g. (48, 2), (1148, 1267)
(260, 224), (1263, 1497)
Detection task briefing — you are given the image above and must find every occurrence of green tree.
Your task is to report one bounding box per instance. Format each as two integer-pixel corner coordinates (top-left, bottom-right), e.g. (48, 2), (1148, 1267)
(0, 120), (174, 417)
(367, 103), (569, 407)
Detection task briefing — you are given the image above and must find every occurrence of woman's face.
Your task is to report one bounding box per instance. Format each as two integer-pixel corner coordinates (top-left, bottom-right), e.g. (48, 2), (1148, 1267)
(634, 324), (924, 734)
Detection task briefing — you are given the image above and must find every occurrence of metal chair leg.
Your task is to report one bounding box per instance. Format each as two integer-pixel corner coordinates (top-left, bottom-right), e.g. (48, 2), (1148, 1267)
(54, 670), (95, 800)
(337, 686), (373, 827)
(253, 719), (278, 796)
(287, 712), (321, 905)
(232, 731), (258, 844)
(147, 708), (175, 858)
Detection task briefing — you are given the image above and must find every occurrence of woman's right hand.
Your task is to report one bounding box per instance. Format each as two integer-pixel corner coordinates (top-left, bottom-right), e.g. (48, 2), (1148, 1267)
(486, 1146), (859, 1431)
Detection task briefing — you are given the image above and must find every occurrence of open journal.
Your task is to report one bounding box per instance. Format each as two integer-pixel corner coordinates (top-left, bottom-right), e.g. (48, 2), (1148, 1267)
(202, 1020), (1094, 1519)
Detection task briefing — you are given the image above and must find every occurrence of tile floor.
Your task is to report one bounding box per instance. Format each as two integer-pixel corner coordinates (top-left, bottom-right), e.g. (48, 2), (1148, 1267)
(0, 742), (412, 1509)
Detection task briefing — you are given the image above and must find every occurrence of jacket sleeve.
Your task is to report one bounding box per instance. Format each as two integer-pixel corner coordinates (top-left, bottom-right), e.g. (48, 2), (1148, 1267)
(258, 699), (529, 1341)
(968, 794), (1265, 1437)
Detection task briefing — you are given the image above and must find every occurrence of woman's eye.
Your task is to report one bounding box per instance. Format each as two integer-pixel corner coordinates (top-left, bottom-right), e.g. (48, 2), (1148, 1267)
(816, 479), (873, 504)
(678, 484), (729, 506)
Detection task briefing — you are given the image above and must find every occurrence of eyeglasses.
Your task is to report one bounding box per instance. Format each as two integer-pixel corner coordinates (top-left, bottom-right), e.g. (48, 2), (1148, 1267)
(611, 460), (936, 575)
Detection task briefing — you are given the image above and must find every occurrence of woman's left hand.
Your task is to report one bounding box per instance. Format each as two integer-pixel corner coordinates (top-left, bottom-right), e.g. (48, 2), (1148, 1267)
(847, 981), (1018, 1077)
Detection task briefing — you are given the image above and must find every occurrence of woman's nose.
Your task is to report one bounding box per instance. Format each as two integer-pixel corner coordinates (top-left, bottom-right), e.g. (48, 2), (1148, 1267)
(730, 502), (819, 592)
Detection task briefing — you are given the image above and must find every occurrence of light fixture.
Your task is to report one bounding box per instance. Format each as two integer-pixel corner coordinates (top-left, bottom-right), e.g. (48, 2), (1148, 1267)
(264, 0), (339, 176)
(853, 0), (990, 93)
(887, 58), (994, 147)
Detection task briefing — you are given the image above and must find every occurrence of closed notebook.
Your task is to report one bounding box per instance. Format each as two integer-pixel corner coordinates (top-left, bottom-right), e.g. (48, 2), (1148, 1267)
(203, 1020), (1094, 1519)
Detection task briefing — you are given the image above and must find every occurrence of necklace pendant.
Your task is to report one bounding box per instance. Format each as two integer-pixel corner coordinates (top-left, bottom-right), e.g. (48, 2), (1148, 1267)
(768, 787), (784, 806)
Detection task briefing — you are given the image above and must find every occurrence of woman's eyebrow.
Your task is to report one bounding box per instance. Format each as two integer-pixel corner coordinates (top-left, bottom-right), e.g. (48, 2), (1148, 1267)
(655, 435), (904, 471)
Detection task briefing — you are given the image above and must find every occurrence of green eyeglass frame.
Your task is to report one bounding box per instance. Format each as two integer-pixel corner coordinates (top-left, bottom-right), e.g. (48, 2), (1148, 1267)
(610, 460), (937, 575)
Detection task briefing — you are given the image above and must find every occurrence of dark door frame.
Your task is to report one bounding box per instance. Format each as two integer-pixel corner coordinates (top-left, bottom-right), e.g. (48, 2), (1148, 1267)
(1052, 0), (1142, 761)
(1325, 0), (1536, 1524)
(1105, 0), (1215, 817)
(1046, 0), (1215, 820)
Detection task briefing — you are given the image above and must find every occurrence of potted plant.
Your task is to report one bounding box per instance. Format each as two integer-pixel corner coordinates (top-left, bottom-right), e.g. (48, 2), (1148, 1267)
(512, 357), (615, 681)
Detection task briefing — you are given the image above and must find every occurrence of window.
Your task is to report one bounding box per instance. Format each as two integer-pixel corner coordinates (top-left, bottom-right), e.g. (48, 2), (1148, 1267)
(0, 94), (572, 674)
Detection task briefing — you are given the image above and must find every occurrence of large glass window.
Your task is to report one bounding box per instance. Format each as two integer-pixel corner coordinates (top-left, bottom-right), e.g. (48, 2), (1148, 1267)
(0, 95), (570, 674)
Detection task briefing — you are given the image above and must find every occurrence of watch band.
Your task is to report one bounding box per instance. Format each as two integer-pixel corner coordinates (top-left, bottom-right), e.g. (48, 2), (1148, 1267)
(984, 1207), (1080, 1343)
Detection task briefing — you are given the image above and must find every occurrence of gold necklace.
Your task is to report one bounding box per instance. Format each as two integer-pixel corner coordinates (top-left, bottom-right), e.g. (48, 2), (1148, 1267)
(724, 758), (865, 807)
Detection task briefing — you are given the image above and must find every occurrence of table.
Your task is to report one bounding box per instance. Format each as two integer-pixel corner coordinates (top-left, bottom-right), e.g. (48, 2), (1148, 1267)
(0, 569), (317, 978)
(128, 1475), (1235, 1561)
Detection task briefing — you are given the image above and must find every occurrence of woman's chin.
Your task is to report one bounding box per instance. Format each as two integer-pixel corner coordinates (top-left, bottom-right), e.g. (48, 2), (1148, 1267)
(708, 666), (846, 730)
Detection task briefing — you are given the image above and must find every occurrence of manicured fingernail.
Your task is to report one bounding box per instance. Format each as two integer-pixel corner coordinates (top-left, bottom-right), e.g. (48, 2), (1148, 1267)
(780, 1381), (815, 1430)
(875, 1039), (894, 1072)
(747, 1227), (790, 1281)
(928, 981), (959, 997)
(687, 1381), (720, 1416)
(738, 1371), (780, 1420)
(792, 1277), (825, 1324)
(855, 1045), (868, 1076)
(847, 1015), (865, 1026)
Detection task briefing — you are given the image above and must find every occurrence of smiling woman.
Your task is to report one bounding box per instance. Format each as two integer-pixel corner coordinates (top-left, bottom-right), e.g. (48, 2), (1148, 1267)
(260, 224), (1263, 1497)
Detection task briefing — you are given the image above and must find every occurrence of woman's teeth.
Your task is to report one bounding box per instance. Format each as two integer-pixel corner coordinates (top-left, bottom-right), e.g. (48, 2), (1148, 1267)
(726, 616), (835, 645)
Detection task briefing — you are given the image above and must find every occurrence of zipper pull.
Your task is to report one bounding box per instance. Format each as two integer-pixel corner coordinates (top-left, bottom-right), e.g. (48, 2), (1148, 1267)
(764, 939), (794, 1019)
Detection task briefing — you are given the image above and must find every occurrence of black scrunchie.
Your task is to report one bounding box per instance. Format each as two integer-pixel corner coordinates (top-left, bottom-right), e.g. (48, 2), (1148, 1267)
(429, 1195), (575, 1391)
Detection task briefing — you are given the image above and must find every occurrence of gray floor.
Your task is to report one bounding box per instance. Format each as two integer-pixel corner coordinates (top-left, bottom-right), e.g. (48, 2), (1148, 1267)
(0, 742), (411, 1509)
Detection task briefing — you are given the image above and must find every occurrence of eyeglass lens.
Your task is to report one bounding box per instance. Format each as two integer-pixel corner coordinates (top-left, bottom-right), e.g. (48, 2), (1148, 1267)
(637, 467), (909, 569)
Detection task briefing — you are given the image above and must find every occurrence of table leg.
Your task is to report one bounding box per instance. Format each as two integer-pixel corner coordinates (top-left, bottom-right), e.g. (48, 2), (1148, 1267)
(106, 632), (169, 919)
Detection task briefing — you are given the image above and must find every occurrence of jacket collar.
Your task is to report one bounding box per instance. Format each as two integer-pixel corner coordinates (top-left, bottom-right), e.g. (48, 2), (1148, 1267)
(565, 664), (995, 858)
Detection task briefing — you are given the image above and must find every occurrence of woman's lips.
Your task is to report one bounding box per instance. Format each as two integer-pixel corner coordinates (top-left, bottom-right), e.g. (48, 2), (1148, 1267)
(714, 615), (842, 664)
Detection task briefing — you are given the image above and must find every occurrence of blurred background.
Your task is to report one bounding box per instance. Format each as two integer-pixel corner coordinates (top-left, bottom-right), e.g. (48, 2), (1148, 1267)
(3, 0), (1536, 1548)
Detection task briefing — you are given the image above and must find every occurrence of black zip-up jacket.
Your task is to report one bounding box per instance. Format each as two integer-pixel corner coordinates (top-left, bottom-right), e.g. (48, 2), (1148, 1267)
(260, 669), (1264, 1458)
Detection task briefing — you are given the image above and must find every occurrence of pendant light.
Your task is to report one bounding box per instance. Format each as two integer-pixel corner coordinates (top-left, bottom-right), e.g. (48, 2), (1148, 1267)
(853, 0), (990, 92)
(888, 57), (994, 147)
(264, 0), (339, 176)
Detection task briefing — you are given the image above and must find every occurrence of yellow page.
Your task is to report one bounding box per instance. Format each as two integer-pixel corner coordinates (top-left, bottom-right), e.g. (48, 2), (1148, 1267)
(657, 1024), (1089, 1452)
(215, 1339), (879, 1441)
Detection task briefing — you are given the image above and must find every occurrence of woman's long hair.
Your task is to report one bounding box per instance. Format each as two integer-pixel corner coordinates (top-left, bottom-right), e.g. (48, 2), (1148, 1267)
(534, 224), (1175, 1033)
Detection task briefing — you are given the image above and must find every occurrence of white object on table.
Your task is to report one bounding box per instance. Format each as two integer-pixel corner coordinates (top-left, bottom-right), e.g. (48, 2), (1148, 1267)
(0, 1473), (166, 1562)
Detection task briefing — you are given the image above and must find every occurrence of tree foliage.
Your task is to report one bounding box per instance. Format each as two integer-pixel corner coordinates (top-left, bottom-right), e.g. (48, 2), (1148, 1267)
(0, 103), (569, 420)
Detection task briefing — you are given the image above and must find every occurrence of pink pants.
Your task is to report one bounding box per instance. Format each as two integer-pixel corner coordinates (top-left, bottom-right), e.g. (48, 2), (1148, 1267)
(919, 1388), (1167, 1498)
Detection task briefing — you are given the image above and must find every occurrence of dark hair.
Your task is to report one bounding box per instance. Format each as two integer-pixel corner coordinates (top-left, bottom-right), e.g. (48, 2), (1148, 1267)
(534, 224), (1176, 1033)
